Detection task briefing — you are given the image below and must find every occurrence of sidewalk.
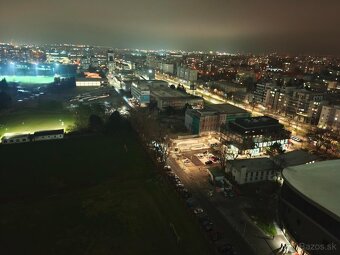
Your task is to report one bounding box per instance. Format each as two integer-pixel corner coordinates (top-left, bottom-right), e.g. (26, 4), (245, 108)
(212, 196), (297, 255)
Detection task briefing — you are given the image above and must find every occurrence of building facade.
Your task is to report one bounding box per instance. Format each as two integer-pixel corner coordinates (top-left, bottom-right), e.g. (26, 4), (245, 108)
(33, 129), (64, 141)
(226, 158), (277, 184)
(317, 105), (340, 131)
(131, 81), (150, 105)
(223, 116), (290, 157)
(279, 160), (340, 255)
(185, 104), (250, 134)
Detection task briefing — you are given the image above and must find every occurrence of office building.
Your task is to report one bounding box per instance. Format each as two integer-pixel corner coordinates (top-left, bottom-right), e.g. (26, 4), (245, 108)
(185, 104), (250, 134)
(150, 87), (203, 110)
(131, 81), (150, 105)
(223, 116), (290, 157)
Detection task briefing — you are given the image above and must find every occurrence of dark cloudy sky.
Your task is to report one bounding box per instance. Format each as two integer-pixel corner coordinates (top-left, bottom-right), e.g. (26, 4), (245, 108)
(1, 0), (340, 54)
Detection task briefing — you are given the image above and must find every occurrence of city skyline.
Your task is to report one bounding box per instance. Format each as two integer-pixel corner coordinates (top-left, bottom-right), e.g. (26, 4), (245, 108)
(1, 0), (340, 54)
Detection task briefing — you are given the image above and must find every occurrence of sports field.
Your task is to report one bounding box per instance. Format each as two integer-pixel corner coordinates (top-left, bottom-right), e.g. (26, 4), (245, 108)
(0, 75), (55, 85)
(0, 108), (74, 137)
(0, 130), (212, 255)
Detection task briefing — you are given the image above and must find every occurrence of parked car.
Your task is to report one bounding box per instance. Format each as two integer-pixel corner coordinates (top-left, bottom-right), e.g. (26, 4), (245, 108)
(193, 208), (204, 214)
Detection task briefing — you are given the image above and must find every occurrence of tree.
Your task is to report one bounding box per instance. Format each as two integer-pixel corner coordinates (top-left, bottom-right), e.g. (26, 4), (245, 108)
(267, 142), (285, 157)
(307, 128), (327, 150)
(0, 78), (8, 91)
(0, 91), (12, 110)
(73, 104), (93, 131)
(106, 110), (123, 133)
(88, 114), (104, 132)
(170, 84), (176, 89)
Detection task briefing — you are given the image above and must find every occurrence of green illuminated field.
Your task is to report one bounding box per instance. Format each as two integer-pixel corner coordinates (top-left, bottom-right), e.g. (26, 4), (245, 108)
(0, 75), (55, 85)
(0, 109), (74, 137)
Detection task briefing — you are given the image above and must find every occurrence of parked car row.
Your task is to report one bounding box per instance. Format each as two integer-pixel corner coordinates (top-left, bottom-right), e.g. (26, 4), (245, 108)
(164, 165), (236, 255)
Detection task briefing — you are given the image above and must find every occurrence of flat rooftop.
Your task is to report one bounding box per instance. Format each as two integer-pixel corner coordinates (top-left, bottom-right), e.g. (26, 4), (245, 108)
(151, 87), (201, 99)
(206, 103), (248, 114)
(274, 150), (320, 167)
(229, 157), (276, 172)
(232, 116), (281, 129)
(283, 159), (340, 219)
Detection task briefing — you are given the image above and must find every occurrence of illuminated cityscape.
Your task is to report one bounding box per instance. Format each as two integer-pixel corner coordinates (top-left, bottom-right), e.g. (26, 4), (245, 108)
(0, 1), (339, 255)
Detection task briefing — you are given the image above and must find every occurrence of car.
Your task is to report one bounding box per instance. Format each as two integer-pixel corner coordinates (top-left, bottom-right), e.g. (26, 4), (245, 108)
(176, 183), (184, 188)
(164, 165), (171, 171)
(205, 160), (213, 165)
(166, 171), (175, 177)
(291, 135), (302, 142)
(193, 208), (204, 214)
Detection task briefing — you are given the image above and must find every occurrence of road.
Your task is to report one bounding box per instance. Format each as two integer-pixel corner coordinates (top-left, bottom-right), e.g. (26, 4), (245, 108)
(168, 153), (297, 255)
(167, 154), (258, 255)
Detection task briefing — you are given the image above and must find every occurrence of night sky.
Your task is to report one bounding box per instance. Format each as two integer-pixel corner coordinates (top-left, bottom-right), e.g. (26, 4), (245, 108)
(1, 0), (340, 54)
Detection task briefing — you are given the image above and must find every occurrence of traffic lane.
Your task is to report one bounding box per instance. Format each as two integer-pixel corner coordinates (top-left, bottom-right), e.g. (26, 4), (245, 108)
(168, 157), (256, 255)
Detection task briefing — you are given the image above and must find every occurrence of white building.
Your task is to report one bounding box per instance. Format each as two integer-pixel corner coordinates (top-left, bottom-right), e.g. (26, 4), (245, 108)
(32, 129), (64, 141)
(76, 78), (107, 87)
(1, 134), (30, 144)
(131, 81), (150, 105)
(226, 158), (277, 185)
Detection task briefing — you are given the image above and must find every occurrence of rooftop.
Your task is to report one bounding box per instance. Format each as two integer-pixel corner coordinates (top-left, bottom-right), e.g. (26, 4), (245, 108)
(151, 87), (201, 100)
(229, 157), (276, 172)
(274, 150), (320, 167)
(231, 116), (282, 129)
(283, 159), (340, 219)
(206, 103), (248, 114)
(1, 133), (30, 140)
(34, 129), (64, 136)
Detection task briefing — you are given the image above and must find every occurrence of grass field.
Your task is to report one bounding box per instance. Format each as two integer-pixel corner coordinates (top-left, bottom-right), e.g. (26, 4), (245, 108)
(0, 108), (74, 137)
(0, 130), (212, 255)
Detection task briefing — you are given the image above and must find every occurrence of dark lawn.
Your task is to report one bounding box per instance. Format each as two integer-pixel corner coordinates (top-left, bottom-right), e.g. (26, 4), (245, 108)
(0, 131), (211, 255)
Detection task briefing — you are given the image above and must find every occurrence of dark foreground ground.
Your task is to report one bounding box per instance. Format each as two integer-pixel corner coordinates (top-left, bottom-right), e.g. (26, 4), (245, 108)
(0, 130), (211, 255)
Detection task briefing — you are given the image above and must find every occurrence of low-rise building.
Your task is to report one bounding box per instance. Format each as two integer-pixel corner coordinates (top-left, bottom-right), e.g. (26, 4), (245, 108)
(185, 104), (250, 134)
(1, 133), (30, 144)
(223, 116), (290, 157)
(76, 77), (107, 87)
(226, 157), (277, 184)
(150, 87), (203, 110)
(273, 150), (320, 169)
(33, 129), (64, 141)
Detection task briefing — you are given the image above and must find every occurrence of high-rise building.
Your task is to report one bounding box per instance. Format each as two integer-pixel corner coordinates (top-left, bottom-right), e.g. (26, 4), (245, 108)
(107, 50), (115, 74)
